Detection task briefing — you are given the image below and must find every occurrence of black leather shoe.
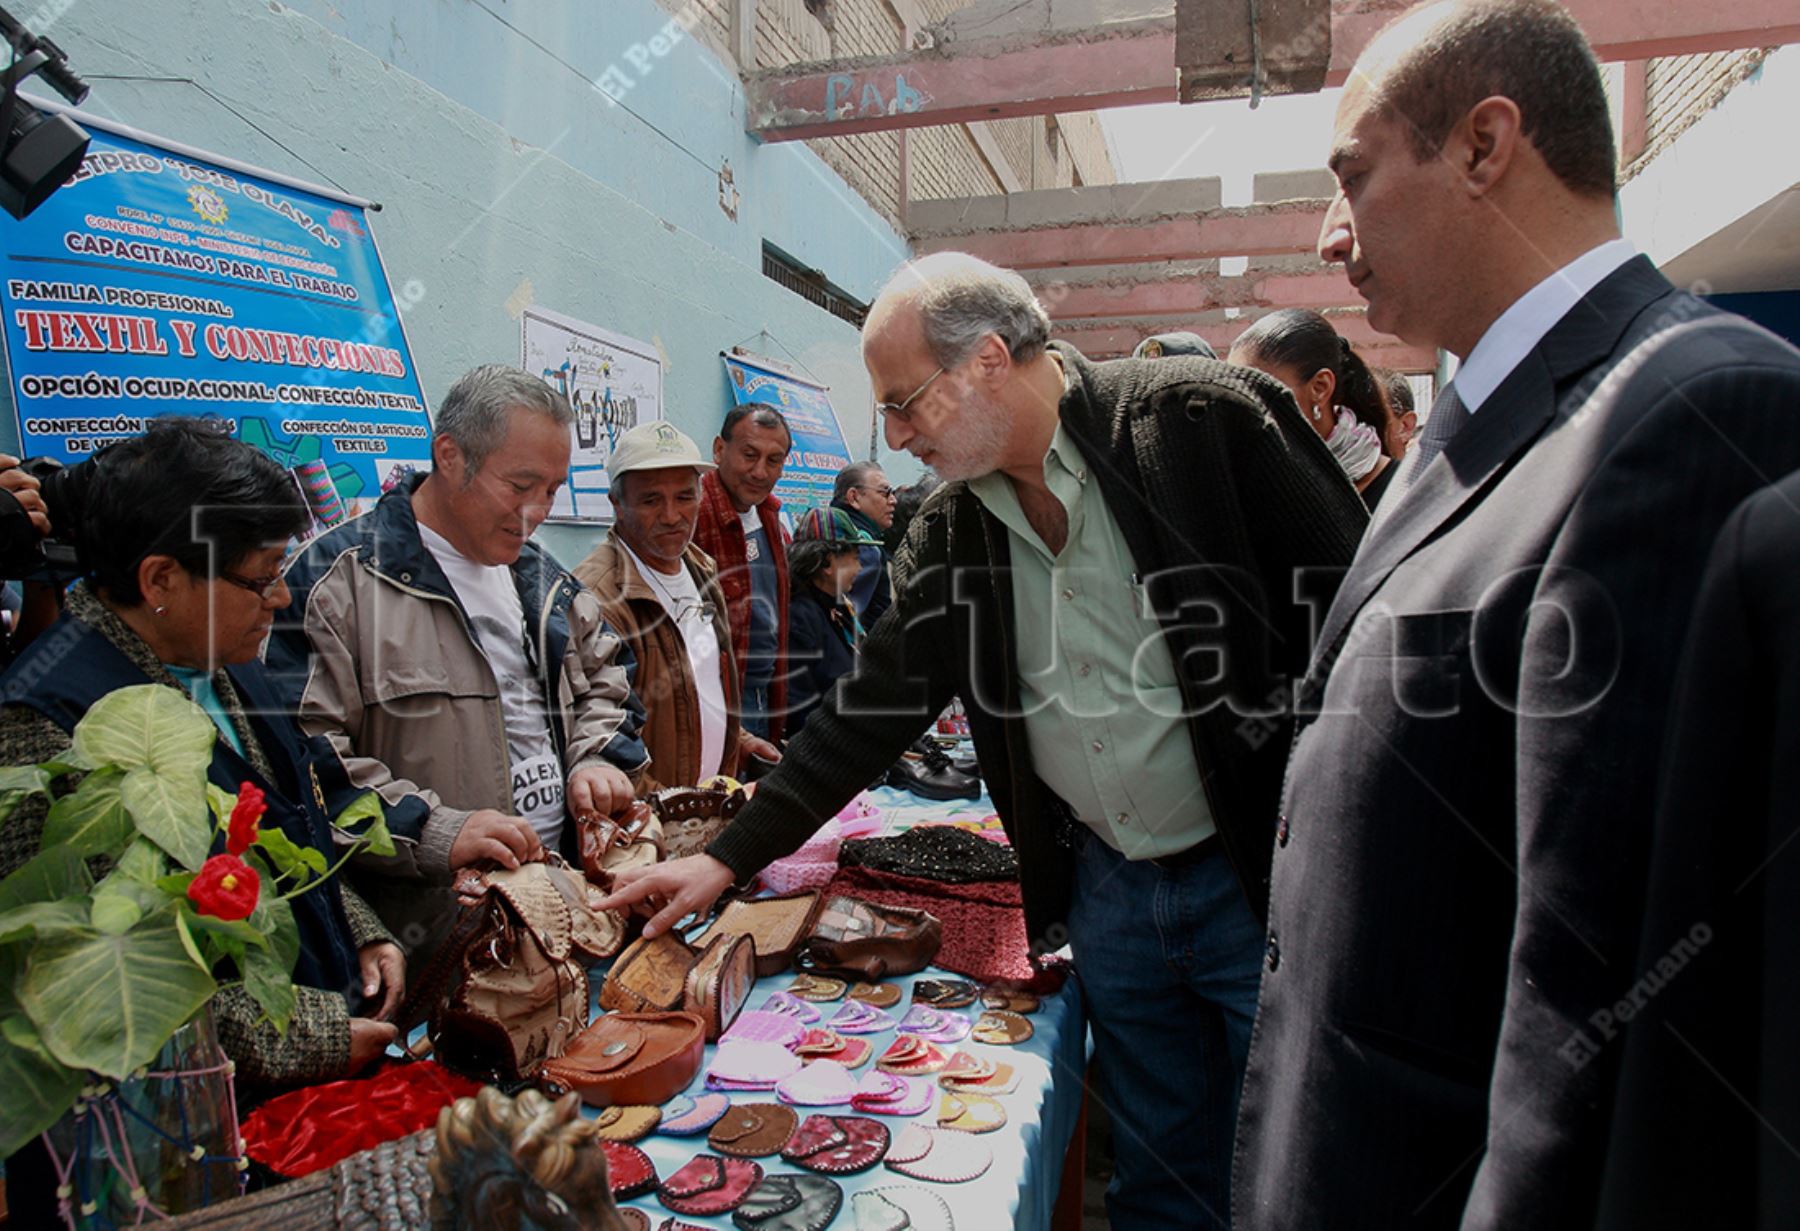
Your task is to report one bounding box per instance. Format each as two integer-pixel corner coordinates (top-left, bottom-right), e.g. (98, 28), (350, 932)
(886, 742), (981, 801)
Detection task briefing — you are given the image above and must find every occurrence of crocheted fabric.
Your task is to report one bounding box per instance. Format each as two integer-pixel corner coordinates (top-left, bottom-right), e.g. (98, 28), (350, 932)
(837, 825), (1018, 884)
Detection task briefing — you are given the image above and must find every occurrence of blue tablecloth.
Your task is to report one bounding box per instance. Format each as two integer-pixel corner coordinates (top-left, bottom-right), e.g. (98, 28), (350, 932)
(607, 967), (1086, 1230)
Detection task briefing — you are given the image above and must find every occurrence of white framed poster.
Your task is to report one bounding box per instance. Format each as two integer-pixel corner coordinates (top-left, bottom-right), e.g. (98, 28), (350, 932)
(520, 304), (662, 521)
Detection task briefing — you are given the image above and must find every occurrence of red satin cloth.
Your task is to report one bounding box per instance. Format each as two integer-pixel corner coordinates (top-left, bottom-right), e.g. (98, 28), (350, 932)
(241, 1060), (481, 1177)
(824, 867), (1068, 992)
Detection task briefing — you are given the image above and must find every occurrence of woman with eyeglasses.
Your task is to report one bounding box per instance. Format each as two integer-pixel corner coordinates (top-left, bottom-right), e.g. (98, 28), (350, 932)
(0, 419), (405, 1093)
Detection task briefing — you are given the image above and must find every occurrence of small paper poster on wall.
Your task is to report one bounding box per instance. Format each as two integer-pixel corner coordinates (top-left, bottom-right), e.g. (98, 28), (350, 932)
(520, 304), (661, 521)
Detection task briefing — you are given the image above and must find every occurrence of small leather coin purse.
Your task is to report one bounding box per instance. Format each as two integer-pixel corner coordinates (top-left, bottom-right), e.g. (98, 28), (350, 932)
(912, 979), (979, 1010)
(936, 1090), (1007, 1134)
(883, 1124), (993, 1184)
(708, 1102), (800, 1158)
(600, 1140), (658, 1199)
(780, 1114), (891, 1175)
(593, 1104), (661, 1142)
(972, 1009), (1034, 1045)
(850, 1186), (955, 1231)
(659, 1092), (731, 1136)
(849, 981), (902, 1009)
(656, 1152), (764, 1217)
(731, 1173), (845, 1231)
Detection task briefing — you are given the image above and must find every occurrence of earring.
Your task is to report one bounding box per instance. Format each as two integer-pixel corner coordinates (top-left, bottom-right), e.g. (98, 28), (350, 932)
(1311, 405), (1323, 422)
(154, 605), (167, 615)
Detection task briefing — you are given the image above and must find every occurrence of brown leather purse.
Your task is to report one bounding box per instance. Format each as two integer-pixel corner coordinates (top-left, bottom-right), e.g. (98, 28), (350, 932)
(690, 889), (824, 977)
(578, 799), (662, 887)
(397, 858), (627, 1083)
(598, 929), (756, 1041)
(538, 1010), (706, 1108)
(651, 784), (745, 862)
(794, 895), (943, 981)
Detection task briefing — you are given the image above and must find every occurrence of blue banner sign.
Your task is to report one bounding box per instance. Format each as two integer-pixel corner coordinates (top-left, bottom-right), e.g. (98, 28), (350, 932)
(0, 115), (431, 534)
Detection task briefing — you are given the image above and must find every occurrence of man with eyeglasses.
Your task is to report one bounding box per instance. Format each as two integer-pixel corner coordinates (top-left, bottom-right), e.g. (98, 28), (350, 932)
(829, 460), (895, 625)
(574, 420), (781, 793)
(599, 253), (1367, 1228)
(268, 364), (659, 961)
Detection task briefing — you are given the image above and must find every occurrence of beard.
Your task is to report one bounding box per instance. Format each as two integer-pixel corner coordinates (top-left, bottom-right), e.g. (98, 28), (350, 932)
(917, 385), (1014, 483)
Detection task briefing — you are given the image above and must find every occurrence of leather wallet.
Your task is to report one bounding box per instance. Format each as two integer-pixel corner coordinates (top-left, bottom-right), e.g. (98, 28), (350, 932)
(781, 1114), (891, 1175)
(883, 1124), (993, 1184)
(732, 1173), (845, 1231)
(538, 1011), (705, 1108)
(651, 784), (746, 862)
(849, 981), (903, 1009)
(795, 896), (943, 981)
(708, 1102), (799, 1158)
(594, 1104), (662, 1142)
(694, 890), (825, 977)
(912, 978), (979, 1009)
(981, 987), (1040, 1014)
(601, 1139), (658, 1199)
(972, 1009), (1034, 1044)
(600, 930), (756, 1042)
(850, 1186), (955, 1231)
(657, 1152), (764, 1217)
(659, 1092), (731, 1136)
(787, 973), (847, 1002)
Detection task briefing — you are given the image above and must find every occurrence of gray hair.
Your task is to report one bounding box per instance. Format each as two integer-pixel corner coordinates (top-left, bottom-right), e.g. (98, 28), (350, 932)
(435, 364), (573, 477)
(833, 460), (883, 503)
(880, 252), (1052, 368)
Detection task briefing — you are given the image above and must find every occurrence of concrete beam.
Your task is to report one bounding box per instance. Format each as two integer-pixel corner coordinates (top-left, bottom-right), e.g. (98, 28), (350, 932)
(909, 176), (1222, 237)
(747, 0), (1800, 141)
(1036, 264), (1356, 317)
(1177, 0), (1331, 103)
(1054, 314), (1436, 369)
(914, 198), (1329, 269)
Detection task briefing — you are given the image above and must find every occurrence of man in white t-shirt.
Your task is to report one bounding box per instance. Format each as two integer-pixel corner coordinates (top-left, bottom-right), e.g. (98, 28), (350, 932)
(271, 365), (658, 957)
(575, 421), (781, 790)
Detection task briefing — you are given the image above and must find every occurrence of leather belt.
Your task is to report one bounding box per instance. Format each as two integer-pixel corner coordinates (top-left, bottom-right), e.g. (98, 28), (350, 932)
(1147, 833), (1221, 871)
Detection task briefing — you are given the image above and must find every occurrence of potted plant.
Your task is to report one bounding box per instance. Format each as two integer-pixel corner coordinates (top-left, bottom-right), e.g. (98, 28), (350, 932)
(0, 684), (393, 1218)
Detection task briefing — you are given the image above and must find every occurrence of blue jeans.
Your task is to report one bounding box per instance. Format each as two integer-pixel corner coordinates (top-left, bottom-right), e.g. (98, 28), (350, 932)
(741, 682), (771, 740)
(1068, 828), (1266, 1230)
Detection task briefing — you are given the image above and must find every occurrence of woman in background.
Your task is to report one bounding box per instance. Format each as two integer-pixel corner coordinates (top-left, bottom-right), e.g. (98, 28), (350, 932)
(783, 507), (867, 735)
(1229, 308), (1398, 510)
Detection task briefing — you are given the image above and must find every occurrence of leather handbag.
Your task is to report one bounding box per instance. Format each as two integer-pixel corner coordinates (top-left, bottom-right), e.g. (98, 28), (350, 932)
(692, 889), (825, 977)
(599, 929), (756, 1041)
(538, 1010), (706, 1107)
(794, 895), (943, 981)
(577, 798), (662, 887)
(398, 857), (626, 1083)
(652, 784), (746, 862)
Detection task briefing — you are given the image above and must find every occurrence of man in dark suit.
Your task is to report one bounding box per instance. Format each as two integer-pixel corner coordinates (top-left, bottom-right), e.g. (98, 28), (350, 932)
(1593, 470), (1800, 1230)
(1231, 1), (1800, 1227)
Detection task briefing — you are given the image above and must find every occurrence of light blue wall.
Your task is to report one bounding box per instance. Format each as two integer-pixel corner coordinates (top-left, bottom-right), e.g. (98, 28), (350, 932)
(5, 0), (918, 565)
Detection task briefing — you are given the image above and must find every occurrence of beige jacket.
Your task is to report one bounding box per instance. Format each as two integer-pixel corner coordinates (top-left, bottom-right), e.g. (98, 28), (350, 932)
(266, 477), (658, 955)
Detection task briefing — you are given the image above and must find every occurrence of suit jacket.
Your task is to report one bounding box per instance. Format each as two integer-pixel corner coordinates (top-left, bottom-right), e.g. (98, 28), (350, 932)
(1232, 258), (1800, 1229)
(1593, 469), (1800, 1229)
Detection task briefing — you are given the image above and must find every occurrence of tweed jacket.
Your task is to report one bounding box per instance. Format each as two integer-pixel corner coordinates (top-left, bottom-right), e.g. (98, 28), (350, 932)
(708, 343), (1368, 938)
(0, 584), (391, 1088)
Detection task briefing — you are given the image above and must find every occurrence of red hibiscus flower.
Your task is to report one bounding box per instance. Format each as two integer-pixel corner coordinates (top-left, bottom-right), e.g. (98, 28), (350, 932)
(187, 853), (261, 921)
(226, 781), (265, 857)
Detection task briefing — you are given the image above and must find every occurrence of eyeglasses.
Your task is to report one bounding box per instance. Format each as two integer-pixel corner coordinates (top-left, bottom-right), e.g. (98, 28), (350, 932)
(874, 366), (945, 423)
(218, 569), (286, 599)
(856, 484), (896, 499)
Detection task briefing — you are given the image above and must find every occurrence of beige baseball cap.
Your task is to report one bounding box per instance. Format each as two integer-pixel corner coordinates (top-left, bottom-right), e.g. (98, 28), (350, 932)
(608, 419), (716, 478)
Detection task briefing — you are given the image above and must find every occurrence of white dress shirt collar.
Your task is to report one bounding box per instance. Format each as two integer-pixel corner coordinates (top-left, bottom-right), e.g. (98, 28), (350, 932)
(1455, 238), (1638, 412)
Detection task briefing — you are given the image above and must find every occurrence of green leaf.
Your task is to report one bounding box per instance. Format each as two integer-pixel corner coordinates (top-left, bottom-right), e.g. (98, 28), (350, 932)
(71, 686), (215, 871)
(206, 783), (236, 829)
(333, 791), (395, 858)
(181, 906), (268, 953)
(0, 846), (91, 911)
(41, 766), (131, 857)
(0, 1016), (82, 1158)
(240, 943), (296, 1034)
(250, 892), (300, 974)
(18, 915), (217, 1078)
(254, 825), (327, 883)
(114, 838), (167, 885)
(172, 905), (209, 972)
(156, 872), (197, 897)
(0, 765), (50, 797)
(90, 893), (143, 935)
(0, 899), (88, 943)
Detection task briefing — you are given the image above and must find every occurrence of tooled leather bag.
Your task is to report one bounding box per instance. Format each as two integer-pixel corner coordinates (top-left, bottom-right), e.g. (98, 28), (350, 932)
(538, 1010), (707, 1108)
(794, 895), (943, 982)
(691, 889), (825, 977)
(652, 784), (746, 862)
(599, 929), (756, 1041)
(578, 798), (662, 887)
(396, 857), (626, 1083)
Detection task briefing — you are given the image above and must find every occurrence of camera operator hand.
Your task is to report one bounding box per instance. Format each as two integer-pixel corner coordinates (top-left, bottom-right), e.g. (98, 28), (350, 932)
(0, 455), (50, 538)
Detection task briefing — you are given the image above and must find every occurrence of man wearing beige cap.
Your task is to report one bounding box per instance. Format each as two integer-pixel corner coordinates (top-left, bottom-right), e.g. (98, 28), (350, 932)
(575, 421), (782, 789)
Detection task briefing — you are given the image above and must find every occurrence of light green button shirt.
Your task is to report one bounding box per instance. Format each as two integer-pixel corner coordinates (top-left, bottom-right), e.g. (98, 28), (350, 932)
(969, 422), (1216, 860)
